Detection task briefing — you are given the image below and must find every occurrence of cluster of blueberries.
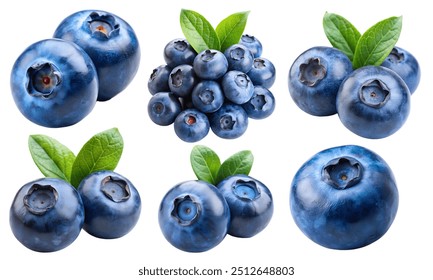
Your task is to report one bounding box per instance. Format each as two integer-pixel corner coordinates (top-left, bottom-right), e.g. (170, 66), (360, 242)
(288, 46), (420, 139)
(10, 10), (140, 128)
(9, 171), (142, 252)
(158, 175), (273, 252)
(147, 35), (276, 142)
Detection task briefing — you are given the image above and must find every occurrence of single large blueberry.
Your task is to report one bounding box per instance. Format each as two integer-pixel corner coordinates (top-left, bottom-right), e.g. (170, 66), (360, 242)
(10, 38), (98, 128)
(217, 174), (273, 238)
(381, 46), (421, 94)
(290, 145), (399, 250)
(10, 178), (84, 252)
(53, 10), (141, 101)
(288, 46), (353, 116)
(158, 180), (230, 252)
(337, 65), (411, 139)
(78, 170), (141, 239)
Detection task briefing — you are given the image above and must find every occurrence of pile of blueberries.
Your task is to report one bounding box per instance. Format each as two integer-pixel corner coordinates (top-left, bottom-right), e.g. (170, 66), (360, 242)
(158, 175), (273, 252)
(9, 171), (142, 252)
(288, 46), (420, 139)
(10, 10), (140, 128)
(147, 35), (276, 142)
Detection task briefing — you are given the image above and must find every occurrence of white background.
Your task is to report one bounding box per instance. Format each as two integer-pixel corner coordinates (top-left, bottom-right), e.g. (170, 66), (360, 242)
(1, 0), (431, 279)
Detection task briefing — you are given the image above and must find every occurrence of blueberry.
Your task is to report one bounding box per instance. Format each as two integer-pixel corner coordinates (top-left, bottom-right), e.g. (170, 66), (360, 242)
(288, 46), (353, 116)
(174, 109), (210, 142)
(217, 174), (273, 238)
(209, 103), (249, 139)
(247, 57), (276, 88)
(224, 44), (254, 73)
(78, 170), (141, 239)
(10, 178), (84, 252)
(163, 38), (197, 68)
(10, 38), (98, 128)
(158, 180), (230, 252)
(148, 65), (172, 95)
(191, 80), (224, 113)
(222, 70), (255, 104)
(381, 46), (421, 94)
(337, 65), (411, 139)
(168, 64), (198, 98)
(148, 92), (182, 126)
(54, 10), (141, 101)
(193, 49), (228, 80)
(239, 34), (262, 58)
(290, 145), (399, 250)
(242, 86), (275, 119)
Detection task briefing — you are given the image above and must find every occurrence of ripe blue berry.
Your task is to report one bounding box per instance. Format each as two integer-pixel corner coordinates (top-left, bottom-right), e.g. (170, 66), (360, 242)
(174, 109), (210, 142)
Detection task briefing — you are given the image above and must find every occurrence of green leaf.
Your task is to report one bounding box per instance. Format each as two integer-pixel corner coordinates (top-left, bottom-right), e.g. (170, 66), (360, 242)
(323, 12), (361, 61)
(180, 9), (220, 53)
(28, 134), (76, 182)
(190, 145), (221, 185)
(352, 16), (402, 69)
(215, 150), (254, 184)
(70, 128), (123, 188)
(216, 11), (250, 52)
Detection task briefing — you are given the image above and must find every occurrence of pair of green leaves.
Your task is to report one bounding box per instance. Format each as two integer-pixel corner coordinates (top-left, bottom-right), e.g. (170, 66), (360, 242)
(28, 128), (123, 188)
(190, 145), (253, 186)
(323, 12), (402, 69)
(180, 9), (250, 54)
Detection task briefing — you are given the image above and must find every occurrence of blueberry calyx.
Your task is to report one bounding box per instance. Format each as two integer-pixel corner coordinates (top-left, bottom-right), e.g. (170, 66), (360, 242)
(235, 73), (251, 88)
(27, 62), (61, 98)
(250, 94), (266, 111)
(100, 176), (131, 203)
(200, 49), (217, 62)
(171, 195), (201, 226)
(359, 79), (390, 108)
(387, 47), (404, 63)
(170, 68), (184, 88)
(173, 40), (189, 52)
(232, 179), (261, 201)
(198, 89), (215, 105)
(23, 184), (58, 215)
(299, 58), (327, 86)
(229, 46), (246, 61)
(322, 157), (363, 190)
(220, 115), (236, 130)
(86, 12), (120, 39)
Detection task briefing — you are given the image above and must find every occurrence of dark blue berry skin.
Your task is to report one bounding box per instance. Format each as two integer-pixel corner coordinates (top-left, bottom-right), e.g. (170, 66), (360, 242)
(53, 10), (141, 101)
(158, 180), (230, 252)
(174, 109), (210, 142)
(248, 57), (276, 88)
(217, 174), (273, 238)
(222, 70), (255, 104)
(191, 80), (224, 113)
(289, 46), (353, 116)
(337, 66), (411, 139)
(168, 64), (198, 98)
(381, 46), (421, 94)
(193, 49), (228, 80)
(10, 38), (98, 128)
(209, 103), (249, 139)
(148, 65), (172, 95)
(224, 44), (254, 73)
(78, 170), (141, 239)
(148, 92), (182, 126)
(290, 145), (399, 250)
(242, 86), (275, 119)
(239, 34), (262, 58)
(10, 178), (84, 252)
(163, 38), (197, 68)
